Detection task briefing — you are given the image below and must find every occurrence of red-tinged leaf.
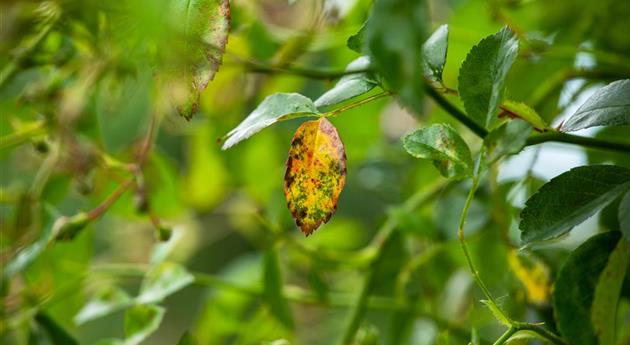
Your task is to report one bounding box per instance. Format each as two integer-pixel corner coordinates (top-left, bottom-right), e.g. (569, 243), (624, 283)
(284, 117), (347, 236)
(174, 0), (231, 119)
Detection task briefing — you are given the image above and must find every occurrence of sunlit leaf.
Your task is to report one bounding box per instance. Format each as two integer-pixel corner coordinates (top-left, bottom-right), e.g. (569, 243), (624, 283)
(367, 0), (427, 115)
(284, 117), (346, 235)
(458, 27), (519, 128)
(137, 262), (195, 304)
(402, 124), (473, 179)
(172, 0), (231, 119)
(562, 79), (630, 132)
(222, 93), (320, 149)
(591, 239), (630, 345)
(500, 100), (548, 131)
(484, 119), (533, 163)
(124, 304), (165, 345)
(314, 56), (377, 108)
(263, 247), (294, 329)
(520, 165), (630, 244)
(74, 286), (133, 325)
(553, 231), (620, 345)
(422, 24), (448, 82)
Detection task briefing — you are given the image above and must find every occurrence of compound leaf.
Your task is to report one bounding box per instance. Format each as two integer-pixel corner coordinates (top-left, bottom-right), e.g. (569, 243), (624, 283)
(284, 117), (346, 235)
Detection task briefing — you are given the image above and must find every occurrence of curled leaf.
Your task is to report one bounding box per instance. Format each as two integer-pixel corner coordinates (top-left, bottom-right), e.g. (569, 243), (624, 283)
(284, 117), (347, 235)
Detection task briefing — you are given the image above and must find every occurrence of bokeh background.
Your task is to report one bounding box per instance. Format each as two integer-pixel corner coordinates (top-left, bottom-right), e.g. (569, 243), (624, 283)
(2, 0), (630, 344)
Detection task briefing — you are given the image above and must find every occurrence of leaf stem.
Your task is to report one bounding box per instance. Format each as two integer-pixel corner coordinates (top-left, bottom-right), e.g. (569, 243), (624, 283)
(323, 91), (391, 118)
(492, 326), (517, 345)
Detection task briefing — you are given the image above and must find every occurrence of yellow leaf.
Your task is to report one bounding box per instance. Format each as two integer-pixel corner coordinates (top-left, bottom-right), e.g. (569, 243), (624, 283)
(507, 249), (550, 305)
(284, 117), (347, 236)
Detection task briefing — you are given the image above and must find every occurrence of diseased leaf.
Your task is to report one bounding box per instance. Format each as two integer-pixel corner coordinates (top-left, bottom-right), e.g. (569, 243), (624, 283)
(422, 24), (448, 82)
(284, 117), (346, 235)
(35, 313), (79, 345)
(222, 93), (320, 149)
(263, 247), (294, 329)
(74, 286), (133, 325)
(553, 231), (620, 345)
(458, 27), (519, 128)
(500, 100), (548, 131)
(124, 304), (165, 345)
(620, 191), (630, 241)
(484, 119), (532, 163)
(520, 165), (630, 244)
(173, 0), (231, 119)
(347, 22), (367, 53)
(402, 124), (473, 179)
(562, 79), (630, 132)
(367, 0), (427, 115)
(506, 250), (550, 305)
(591, 239), (630, 345)
(314, 56), (377, 108)
(136, 262), (195, 304)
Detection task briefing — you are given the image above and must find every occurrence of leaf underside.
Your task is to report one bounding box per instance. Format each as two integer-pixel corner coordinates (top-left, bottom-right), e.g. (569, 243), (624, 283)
(284, 117), (347, 235)
(562, 79), (630, 132)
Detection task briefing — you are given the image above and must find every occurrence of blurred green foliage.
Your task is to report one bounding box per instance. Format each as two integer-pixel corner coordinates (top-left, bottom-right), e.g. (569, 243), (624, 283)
(1, 0), (630, 345)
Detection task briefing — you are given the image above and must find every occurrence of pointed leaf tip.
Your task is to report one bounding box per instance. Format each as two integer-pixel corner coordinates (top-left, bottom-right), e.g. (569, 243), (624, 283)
(284, 117), (346, 235)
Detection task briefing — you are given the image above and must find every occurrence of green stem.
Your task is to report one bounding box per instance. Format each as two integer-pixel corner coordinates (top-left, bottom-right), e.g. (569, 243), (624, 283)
(0, 121), (47, 151)
(513, 322), (568, 345)
(425, 85), (489, 138)
(324, 91), (391, 117)
(525, 131), (630, 153)
(234, 58), (372, 80)
(492, 326), (517, 345)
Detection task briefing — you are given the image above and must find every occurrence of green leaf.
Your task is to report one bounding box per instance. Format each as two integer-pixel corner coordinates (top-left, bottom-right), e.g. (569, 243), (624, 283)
(562, 79), (630, 132)
(35, 313), (79, 345)
(484, 119), (532, 162)
(620, 191), (630, 241)
(74, 286), (133, 325)
(136, 262), (195, 304)
(422, 24), (448, 82)
(172, 0), (231, 119)
(366, 0), (427, 115)
(500, 100), (548, 131)
(591, 239), (630, 345)
(519, 165), (630, 244)
(221, 93), (319, 149)
(458, 27), (519, 128)
(347, 22), (367, 53)
(177, 331), (198, 345)
(314, 56), (377, 108)
(402, 124), (473, 179)
(124, 304), (165, 345)
(553, 231), (621, 345)
(263, 247), (294, 329)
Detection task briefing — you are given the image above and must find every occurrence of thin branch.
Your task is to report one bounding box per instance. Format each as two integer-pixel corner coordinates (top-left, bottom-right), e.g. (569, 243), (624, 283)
(230, 57), (372, 80)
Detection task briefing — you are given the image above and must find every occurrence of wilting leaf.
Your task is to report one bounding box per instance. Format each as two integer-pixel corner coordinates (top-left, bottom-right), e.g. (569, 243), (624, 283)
(35, 313), (79, 345)
(458, 27), (519, 128)
(284, 117), (346, 235)
(422, 24), (448, 82)
(402, 124), (473, 179)
(222, 93), (319, 149)
(367, 0), (427, 115)
(263, 247), (294, 329)
(137, 262), (195, 304)
(619, 191), (630, 241)
(484, 119), (533, 162)
(124, 304), (165, 345)
(314, 56), (377, 108)
(74, 286), (133, 325)
(519, 165), (630, 244)
(553, 231), (620, 345)
(591, 239), (630, 345)
(562, 79), (630, 132)
(500, 100), (548, 131)
(173, 0), (231, 119)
